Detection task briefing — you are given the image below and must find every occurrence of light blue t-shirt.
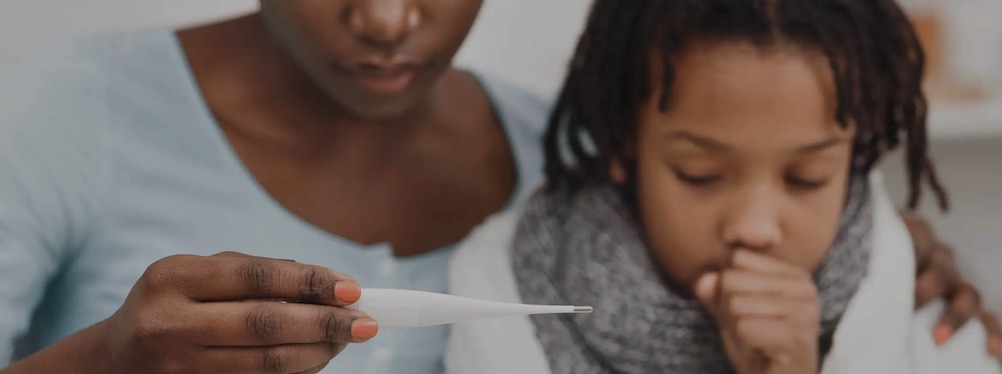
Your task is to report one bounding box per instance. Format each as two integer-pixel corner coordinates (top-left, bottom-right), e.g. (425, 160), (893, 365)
(0, 28), (548, 373)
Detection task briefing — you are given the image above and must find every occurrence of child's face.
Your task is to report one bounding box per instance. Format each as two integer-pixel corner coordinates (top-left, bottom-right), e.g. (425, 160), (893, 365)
(631, 42), (855, 293)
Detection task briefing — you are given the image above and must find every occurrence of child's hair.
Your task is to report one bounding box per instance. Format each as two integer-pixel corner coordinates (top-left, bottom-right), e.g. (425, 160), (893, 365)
(543, 0), (949, 210)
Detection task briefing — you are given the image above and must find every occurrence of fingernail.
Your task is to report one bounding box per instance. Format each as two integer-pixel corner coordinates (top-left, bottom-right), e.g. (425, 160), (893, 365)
(351, 318), (379, 340)
(335, 281), (362, 304)
(989, 337), (1002, 356)
(695, 273), (718, 295)
(697, 270), (721, 296)
(933, 324), (953, 346)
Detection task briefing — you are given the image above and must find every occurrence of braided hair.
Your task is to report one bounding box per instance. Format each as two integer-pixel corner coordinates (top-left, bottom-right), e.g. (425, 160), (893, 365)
(543, 0), (948, 210)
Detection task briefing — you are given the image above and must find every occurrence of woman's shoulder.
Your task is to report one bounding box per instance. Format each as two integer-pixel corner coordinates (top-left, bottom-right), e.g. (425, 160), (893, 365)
(0, 25), (199, 209)
(0, 27), (189, 133)
(2, 26), (180, 86)
(0, 31), (155, 220)
(466, 70), (553, 194)
(468, 70), (552, 134)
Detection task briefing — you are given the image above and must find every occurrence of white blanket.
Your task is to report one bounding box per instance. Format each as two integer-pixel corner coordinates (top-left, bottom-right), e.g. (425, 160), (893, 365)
(445, 173), (1001, 374)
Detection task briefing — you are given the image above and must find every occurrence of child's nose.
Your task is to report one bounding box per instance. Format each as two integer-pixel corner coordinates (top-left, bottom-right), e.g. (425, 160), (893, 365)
(722, 192), (783, 252)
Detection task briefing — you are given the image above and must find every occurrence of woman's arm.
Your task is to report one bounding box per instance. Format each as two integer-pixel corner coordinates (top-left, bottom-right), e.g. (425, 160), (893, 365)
(2, 252), (372, 374)
(0, 44), (373, 373)
(2, 322), (113, 374)
(0, 42), (115, 367)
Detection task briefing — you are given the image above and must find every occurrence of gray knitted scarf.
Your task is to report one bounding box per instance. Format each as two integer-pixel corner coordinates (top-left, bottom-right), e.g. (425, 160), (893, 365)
(510, 175), (872, 373)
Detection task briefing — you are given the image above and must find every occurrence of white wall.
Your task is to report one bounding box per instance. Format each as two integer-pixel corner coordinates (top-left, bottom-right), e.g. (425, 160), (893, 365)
(0, 0), (1000, 306)
(455, 1), (590, 98)
(934, 0), (1002, 91)
(0, 1), (257, 58)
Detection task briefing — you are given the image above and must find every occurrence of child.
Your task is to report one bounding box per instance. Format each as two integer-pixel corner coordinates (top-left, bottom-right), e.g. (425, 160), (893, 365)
(445, 0), (1002, 373)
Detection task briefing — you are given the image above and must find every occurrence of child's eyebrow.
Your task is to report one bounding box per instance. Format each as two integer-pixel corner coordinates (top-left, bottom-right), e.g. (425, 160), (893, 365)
(795, 137), (848, 153)
(663, 131), (730, 151)
(663, 131), (848, 153)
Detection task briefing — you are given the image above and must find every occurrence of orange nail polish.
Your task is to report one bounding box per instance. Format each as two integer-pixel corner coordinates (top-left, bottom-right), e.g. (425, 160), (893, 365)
(335, 281), (362, 304)
(351, 318), (379, 340)
(933, 325), (953, 346)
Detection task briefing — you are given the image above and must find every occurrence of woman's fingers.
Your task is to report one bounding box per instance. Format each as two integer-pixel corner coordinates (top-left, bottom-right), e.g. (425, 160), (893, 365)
(145, 254), (361, 306)
(915, 244), (959, 309)
(901, 213), (937, 273)
(200, 342), (343, 374)
(183, 301), (378, 347)
(979, 309), (1002, 357)
(294, 359), (332, 374)
(933, 282), (979, 345)
(898, 215), (1002, 356)
(915, 268), (949, 309)
(212, 251), (297, 263)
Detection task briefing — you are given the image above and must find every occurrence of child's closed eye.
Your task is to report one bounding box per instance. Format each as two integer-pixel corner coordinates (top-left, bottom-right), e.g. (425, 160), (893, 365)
(672, 167), (722, 186)
(672, 167), (832, 190)
(785, 175), (830, 190)
(785, 161), (841, 190)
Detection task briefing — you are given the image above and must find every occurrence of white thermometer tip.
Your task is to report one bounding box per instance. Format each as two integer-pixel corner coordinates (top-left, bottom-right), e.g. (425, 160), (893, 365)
(574, 306), (594, 313)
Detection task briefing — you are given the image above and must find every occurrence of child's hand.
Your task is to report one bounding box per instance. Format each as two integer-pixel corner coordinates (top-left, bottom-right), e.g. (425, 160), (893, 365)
(695, 250), (820, 374)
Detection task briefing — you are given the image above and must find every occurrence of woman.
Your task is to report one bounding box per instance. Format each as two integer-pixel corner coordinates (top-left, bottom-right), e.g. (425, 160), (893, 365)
(0, 1), (995, 373)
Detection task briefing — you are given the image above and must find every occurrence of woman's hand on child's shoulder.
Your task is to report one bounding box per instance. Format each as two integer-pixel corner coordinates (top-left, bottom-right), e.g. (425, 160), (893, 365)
(902, 213), (1002, 357)
(695, 250), (820, 374)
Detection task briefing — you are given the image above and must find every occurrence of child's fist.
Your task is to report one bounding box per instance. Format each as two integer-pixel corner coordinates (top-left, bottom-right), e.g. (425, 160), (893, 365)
(695, 250), (820, 374)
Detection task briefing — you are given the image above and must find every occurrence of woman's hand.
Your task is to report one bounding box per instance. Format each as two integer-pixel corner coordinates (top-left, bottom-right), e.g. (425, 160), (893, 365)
(695, 250), (820, 374)
(902, 214), (1002, 356)
(92, 251), (377, 374)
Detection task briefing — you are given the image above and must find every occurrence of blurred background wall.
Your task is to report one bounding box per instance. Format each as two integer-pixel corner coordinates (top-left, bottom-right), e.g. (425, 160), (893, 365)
(1, 0), (1000, 310)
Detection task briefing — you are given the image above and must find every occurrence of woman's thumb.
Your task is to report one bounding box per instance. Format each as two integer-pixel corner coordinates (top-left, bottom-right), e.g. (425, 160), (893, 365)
(694, 272), (721, 317)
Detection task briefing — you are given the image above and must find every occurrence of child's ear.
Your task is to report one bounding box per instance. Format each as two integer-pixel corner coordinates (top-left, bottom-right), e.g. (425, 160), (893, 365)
(609, 158), (628, 184)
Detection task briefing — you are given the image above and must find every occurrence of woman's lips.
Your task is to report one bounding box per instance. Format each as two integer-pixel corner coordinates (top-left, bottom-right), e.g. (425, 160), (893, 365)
(351, 61), (421, 94)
